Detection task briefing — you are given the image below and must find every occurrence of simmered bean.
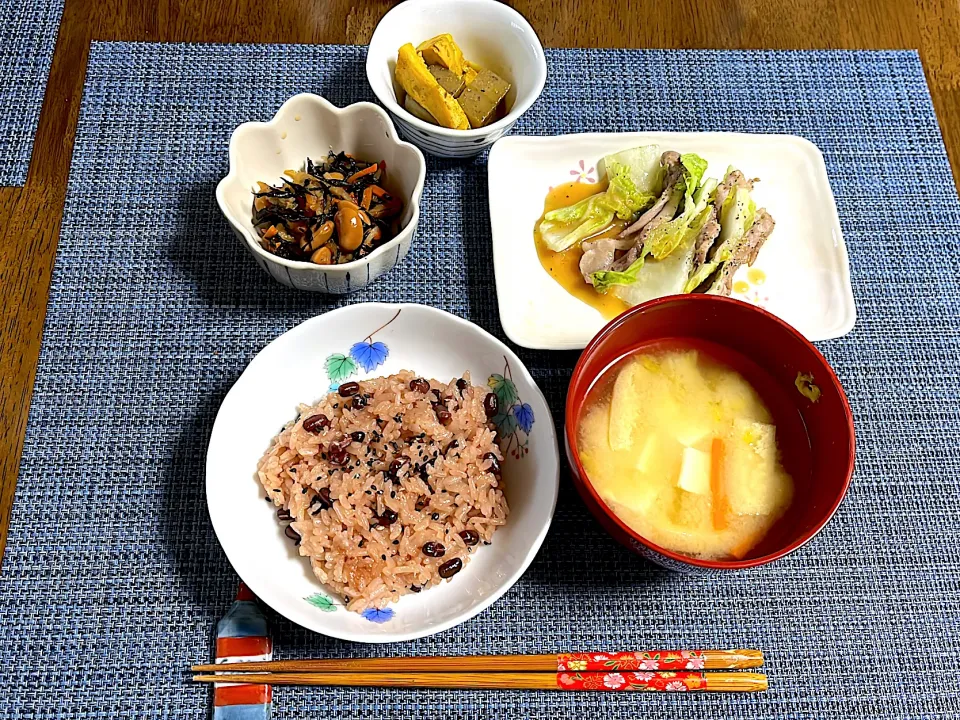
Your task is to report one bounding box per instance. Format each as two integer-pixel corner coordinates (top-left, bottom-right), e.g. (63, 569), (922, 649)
(302, 414), (330, 433)
(438, 558), (462, 578)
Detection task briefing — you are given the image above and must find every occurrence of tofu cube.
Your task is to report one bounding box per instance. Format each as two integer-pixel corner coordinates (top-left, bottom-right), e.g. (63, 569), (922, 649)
(677, 446), (712, 495)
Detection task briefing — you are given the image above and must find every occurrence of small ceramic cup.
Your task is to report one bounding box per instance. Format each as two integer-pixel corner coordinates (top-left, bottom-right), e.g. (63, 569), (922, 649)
(216, 94), (426, 293)
(365, 0), (547, 158)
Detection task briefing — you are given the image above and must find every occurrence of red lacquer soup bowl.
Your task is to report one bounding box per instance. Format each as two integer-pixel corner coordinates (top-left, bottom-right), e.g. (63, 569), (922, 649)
(565, 295), (855, 572)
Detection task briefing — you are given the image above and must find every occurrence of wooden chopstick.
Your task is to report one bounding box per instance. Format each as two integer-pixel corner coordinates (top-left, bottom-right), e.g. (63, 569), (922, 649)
(191, 649), (763, 673)
(192, 670), (767, 692)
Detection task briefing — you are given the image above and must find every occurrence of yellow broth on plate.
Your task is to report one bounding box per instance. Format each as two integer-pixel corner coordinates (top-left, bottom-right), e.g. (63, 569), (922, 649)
(533, 180), (629, 320)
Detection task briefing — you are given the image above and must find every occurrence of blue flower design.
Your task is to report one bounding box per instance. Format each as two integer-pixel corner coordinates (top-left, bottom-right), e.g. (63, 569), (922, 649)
(350, 341), (389, 372)
(512, 403), (535, 434)
(361, 607), (395, 623)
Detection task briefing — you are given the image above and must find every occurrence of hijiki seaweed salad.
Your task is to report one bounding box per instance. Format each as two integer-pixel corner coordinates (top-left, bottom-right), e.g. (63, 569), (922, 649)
(538, 146), (775, 306)
(252, 153), (404, 264)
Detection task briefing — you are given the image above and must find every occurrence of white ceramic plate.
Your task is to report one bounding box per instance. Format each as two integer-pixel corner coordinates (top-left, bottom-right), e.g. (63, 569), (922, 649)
(489, 132), (856, 349)
(205, 303), (559, 642)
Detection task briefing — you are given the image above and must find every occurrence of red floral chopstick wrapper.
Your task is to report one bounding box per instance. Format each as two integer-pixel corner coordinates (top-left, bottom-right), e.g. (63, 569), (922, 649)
(556, 670), (709, 692)
(557, 650), (708, 672)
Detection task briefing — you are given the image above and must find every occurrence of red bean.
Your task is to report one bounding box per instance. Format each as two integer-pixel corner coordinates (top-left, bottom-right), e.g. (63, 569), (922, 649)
(483, 393), (498, 418)
(459, 530), (480, 546)
(379, 508), (398, 524)
(438, 558), (463, 578)
(338, 381), (360, 397)
(302, 414), (330, 433)
(422, 541), (445, 557)
(409, 378), (430, 393)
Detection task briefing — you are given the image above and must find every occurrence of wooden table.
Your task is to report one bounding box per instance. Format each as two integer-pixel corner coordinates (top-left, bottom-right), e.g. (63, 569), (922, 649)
(0, 0), (957, 559)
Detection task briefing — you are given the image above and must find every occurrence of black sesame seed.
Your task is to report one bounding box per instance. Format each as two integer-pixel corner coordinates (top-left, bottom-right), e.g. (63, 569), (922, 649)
(410, 585), (422, 593)
(381, 554), (386, 561)
(392, 539), (399, 545)
(431, 513), (440, 520)
(390, 491), (396, 499)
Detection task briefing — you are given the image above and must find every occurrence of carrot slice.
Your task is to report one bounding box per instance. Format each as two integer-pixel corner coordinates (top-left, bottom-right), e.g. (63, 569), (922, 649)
(710, 438), (727, 531)
(369, 185), (388, 197)
(730, 529), (764, 560)
(262, 225), (278, 239)
(361, 185), (373, 210)
(346, 163), (378, 183)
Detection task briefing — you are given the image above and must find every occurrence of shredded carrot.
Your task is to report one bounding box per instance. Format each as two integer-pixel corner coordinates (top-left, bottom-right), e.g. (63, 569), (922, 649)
(361, 185), (373, 210)
(378, 160), (387, 182)
(262, 225), (278, 239)
(346, 163), (378, 183)
(369, 185), (388, 197)
(710, 438), (727, 531)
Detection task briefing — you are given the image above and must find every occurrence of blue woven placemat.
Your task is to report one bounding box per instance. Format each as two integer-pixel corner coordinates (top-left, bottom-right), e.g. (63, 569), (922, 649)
(1, 41), (958, 718)
(0, 0), (64, 185)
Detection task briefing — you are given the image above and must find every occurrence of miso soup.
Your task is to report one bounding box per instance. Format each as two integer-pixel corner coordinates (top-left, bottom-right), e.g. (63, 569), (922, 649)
(578, 341), (806, 560)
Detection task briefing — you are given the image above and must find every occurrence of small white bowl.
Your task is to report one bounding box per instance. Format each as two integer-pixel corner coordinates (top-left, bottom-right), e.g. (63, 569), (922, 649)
(205, 303), (560, 642)
(216, 94), (426, 293)
(365, 0), (547, 158)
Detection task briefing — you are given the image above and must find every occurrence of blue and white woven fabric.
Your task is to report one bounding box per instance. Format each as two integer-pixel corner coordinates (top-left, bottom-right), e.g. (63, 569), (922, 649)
(0, 0), (64, 184)
(0, 43), (958, 718)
